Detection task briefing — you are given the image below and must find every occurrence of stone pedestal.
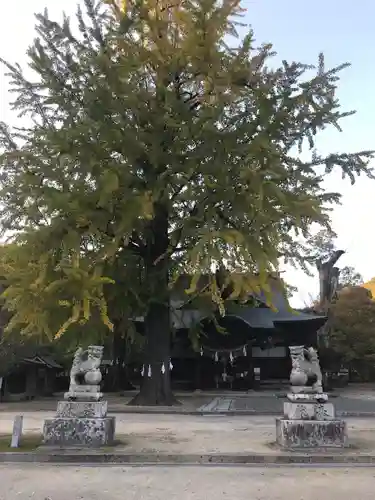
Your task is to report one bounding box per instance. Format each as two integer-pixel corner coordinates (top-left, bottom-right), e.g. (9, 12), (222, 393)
(276, 418), (347, 448)
(283, 401), (335, 420)
(56, 401), (108, 418)
(42, 401), (115, 448)
(64, 385), (103, 402)
(276, 393), (347, 449)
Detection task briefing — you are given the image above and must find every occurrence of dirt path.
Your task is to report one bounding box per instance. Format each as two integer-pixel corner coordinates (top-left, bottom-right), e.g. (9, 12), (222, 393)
(1, 464), (375, 500)
(1, 412), (375, 455)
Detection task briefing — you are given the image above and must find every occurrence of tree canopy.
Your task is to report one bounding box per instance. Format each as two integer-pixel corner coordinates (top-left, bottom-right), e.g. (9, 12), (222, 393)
(330, 287), (375, 380)
(0, 0), (373, 403)
(306, 228), (363, 288)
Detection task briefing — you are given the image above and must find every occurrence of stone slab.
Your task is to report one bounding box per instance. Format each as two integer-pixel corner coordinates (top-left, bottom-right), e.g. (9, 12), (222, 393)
(283, 402), (335, 420)
(276, 418), (347, 449)
(64, 391), (103, 402)
(73, 385), (101, 392)
(287, 392), (328, 402)
(56, 401), (108, 418)
(10, 415), (23, 448)
(42, 417), (115, 447)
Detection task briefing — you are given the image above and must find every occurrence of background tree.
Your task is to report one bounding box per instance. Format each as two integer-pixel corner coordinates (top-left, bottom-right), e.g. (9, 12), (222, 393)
(0, 0), (373, 405)
(306, 228), (338, 263)
(330, 287), (375, 380)
(339, 265), (363, 288)
(306, 229), (363, 289)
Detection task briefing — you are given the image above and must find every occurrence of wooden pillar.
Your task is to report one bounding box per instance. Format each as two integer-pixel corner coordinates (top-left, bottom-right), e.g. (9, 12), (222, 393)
(25, 367), (37, 400)
(43, 370), (55, 396)
(194, 356), (202, 390)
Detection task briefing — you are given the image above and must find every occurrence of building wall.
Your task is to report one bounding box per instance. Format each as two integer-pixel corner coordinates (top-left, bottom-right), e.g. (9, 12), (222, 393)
(252, 346), (287, 358)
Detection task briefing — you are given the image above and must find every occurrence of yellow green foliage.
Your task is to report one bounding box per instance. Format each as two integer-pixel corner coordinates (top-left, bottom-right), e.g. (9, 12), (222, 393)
(0, 0), (373, 341)
(0, 239), (114, 339)
(361, 279), (375, 298)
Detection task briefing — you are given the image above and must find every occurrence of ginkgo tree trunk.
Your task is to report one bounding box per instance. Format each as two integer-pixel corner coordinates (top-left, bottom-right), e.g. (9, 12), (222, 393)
(0, 0), (373, 405)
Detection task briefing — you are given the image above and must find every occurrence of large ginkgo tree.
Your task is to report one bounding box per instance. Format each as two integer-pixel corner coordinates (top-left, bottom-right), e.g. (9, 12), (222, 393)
(0, 0), (373, 404)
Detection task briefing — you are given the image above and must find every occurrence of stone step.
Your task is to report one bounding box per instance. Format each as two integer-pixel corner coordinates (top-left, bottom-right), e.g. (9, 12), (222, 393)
(56, 401), (108, 418)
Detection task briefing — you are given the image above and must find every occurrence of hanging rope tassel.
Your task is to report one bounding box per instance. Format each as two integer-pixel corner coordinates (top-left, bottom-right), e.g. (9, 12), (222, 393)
(169, 359), (173, 371)
(161, 363), (165, 374)
(147, 365), (152, 377)
(141, 365), (145, 377)
(243, 345), (247, 357)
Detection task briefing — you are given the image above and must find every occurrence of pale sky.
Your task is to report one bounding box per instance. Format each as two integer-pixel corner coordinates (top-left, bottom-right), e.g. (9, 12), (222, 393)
(1, 0), (374, 308)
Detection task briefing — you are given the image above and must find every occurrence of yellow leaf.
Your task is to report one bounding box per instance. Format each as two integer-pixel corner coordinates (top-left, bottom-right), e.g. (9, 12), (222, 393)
(98, 296), (114, 331)
(83, 296), (90, 321)
(54, 303), (81, 340)
(101, 170), (119, 195)
(58, 300), (71, 307)
(140, 191), (154, 220)
(186, 273), (201, 295)
(103, 0), (126, 15)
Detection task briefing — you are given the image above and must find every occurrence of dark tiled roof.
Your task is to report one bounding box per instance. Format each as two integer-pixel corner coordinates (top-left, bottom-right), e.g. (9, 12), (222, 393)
(22, 355), (62, 369)
(225, 280), (327, 330)
(226, 306), (326, 330)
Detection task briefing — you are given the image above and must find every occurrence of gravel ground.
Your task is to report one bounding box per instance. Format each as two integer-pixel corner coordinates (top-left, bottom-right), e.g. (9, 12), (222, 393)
(2, 464), (375, 499)
(0, 394), (212, 413)
(4, 391), (375, 415)
(1, 413), (375, 455)
(232, 395), (375, 414)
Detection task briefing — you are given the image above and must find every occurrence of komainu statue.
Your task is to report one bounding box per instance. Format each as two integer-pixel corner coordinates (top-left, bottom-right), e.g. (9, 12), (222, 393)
(65, 345), (104, 401)
(289, 345), (323, 394)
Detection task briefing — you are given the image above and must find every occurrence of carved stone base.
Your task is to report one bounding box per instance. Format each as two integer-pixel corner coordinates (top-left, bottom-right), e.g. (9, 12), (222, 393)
(42, 416), (115, 447)
(283, 402), (335, 420)
(64, 385), (103, 402)
(56, 401), (108, 418)
(276, 418), (347, 449)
